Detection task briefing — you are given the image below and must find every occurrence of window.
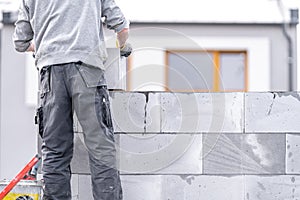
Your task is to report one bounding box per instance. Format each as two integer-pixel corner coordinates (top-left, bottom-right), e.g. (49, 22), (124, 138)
(166, 50), (247, 92)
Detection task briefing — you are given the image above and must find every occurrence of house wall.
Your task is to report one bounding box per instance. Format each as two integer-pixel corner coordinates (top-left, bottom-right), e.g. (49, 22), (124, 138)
(0, 25), (37, 180)
(125, 23), (297, 91)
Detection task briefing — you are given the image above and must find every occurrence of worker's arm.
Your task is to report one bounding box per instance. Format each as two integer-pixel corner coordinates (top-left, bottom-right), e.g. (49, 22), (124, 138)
(13, 0), (34, 52)
(101, 0), (131, 48)
(117, 28), (129, 48)
(101, 0), (129, 33)
(101, 0), (131, 56)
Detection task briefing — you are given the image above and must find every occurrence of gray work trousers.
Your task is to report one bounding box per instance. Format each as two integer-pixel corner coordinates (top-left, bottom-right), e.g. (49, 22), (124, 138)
(36, 62), (122, 200)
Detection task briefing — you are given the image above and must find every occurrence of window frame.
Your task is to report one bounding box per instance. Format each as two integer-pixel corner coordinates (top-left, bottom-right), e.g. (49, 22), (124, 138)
(165, 50), (248, 92)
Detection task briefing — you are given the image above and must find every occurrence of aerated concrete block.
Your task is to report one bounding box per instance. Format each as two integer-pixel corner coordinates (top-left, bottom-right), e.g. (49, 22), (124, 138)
(245, 92), (300, 133)
(245, 175), (300, 200)
(161, 93), (244, 133)
(71, 133), (90, 174)
(286, 134), (300, 174)
(78, 175), (93, 200)
(71, 174), (79, 200)
(163, 175), (245, 200)
(242, 134), (285, 174)
(121, 175), (245, 200)
(121, 175), (163, 200)
(111, 92), (160, 133)
(74, 92), (161, 133)
(72, 133), (202, 175)
(203, 134), (243, 174)
(104, 48), (127, 90)
(110, 92), (146, 132)
(73, 113), (83, 133)
(118, 134), (202, 174)
(145, 93), (161, 132)
(203, 134), (285, 174)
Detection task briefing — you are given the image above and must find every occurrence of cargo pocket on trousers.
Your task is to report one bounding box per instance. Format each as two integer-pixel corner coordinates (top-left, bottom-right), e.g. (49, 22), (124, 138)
(36, 66), (50, 138)
(35, 107), (44, 138)
(39, 66), (51, 98)
(99, 86), (113, 128)
(102, 97), (113, 129)
(95, 86), (114, 141)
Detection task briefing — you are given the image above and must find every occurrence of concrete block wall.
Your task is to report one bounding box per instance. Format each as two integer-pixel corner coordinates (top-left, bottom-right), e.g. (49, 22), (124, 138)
(71, 92), (300, 200)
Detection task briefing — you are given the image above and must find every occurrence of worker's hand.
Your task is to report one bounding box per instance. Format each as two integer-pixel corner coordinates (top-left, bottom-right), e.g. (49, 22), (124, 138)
(26, 43), (35, 52)
(120, 43), (132, 57)
(116, 28), (131, 57)
(117, 28), (129, 48)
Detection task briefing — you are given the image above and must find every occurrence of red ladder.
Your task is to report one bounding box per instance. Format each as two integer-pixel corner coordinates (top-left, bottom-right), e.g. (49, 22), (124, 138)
(0, 155), (41, 200)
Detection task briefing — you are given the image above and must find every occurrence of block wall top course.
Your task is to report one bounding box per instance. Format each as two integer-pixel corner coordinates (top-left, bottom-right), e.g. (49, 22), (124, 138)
(74, 92), (300, 134)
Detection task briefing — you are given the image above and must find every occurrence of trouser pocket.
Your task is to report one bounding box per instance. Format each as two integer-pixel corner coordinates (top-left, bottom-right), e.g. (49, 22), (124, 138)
(40, 66), (51, 98)
(97, 86), (113, 129)
(35, 107), (44, 137)
(95, 85), (115, 141)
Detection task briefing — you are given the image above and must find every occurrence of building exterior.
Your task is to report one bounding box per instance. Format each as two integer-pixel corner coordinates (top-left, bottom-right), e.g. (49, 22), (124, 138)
(0, 1), (299, 199)
(114, 0), (299, 92)
(0, 11), (38, 180)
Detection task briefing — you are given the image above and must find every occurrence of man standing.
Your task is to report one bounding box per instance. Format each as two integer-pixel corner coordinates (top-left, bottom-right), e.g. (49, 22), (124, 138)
(13, 0), (131, 199)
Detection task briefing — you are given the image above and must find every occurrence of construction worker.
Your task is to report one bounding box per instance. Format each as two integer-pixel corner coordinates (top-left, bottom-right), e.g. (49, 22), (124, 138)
(13, 0), (131, 199)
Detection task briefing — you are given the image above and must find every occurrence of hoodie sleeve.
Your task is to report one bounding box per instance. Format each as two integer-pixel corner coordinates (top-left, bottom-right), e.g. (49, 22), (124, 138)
(13, 0), (34, 52)
(101, 0), (129, 33)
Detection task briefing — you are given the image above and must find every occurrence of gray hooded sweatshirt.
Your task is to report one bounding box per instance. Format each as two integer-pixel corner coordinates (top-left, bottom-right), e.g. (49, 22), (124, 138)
(13, 0), (129, 69)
